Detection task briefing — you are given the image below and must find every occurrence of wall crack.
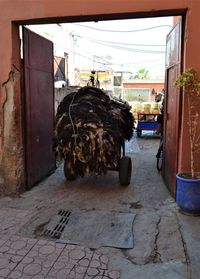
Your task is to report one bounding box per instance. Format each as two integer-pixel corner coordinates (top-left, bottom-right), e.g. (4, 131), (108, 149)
(0, 63), (22, 195)
(121, 215), (162, 266)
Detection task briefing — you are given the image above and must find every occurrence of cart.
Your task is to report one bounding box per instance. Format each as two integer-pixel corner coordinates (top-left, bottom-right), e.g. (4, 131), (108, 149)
(58, 86), (133, 187)
(64, 139), (132, 187)
(136, 113), (160, 137)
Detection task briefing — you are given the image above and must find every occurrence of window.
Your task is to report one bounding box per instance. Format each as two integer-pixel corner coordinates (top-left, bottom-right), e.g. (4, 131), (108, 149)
(114, 76), (122, 86)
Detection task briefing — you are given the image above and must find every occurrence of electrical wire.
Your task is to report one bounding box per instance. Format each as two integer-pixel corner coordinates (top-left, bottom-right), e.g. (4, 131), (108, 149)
(77, 46), (112, 64)
(74, 35), (165, 54)
(69, 49), (165, 68)
(79, 39), (165, 54)
(69, 93), (77, 136)
(68, 92), (90, 163)
(75, 34), (166, 47)
(69, 50), (107, 66)
(107, 58), (165, 66)
(72, 23), (172, 33)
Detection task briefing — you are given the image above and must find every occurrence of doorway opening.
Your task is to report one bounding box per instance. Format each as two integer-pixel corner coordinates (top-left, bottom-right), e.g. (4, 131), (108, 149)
(19, 13), (184, 196)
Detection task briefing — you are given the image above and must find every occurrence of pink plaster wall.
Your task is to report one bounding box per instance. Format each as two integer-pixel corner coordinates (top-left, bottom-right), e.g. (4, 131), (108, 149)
(179, 2), (200, 173)
(0, 0), (200, 192)
(124, 83), (164, 91)
(123, 82), (164, 102)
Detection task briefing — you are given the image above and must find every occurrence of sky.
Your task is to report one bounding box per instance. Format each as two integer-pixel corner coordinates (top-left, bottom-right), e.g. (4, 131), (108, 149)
(65, 16), (173, 79)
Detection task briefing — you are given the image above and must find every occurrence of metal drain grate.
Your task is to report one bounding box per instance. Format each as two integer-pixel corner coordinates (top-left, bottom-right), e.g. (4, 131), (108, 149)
(43, 209), (71, 238)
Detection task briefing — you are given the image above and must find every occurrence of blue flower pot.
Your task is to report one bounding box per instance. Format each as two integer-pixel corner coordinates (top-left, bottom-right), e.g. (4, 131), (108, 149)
(176, 174), (200, 215)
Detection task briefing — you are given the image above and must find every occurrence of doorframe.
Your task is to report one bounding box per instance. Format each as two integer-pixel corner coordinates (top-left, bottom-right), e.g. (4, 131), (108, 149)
(14, 9), (187, 25)
(10, 9), (187, 193)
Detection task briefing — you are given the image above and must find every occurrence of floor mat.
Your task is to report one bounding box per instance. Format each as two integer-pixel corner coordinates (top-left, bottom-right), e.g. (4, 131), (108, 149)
(58, 210), (135, 249)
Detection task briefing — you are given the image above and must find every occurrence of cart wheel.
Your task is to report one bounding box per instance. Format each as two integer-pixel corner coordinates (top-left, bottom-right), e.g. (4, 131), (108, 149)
(64, 161), (76, 181)
(156, 154), (162, 172)
(137, 129), (142, 137)
(156, 148), (163, 172)
(119, 156), (132, 186)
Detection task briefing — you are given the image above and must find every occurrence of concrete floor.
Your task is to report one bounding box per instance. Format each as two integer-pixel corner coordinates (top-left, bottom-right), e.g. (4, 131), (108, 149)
(0, 132), (200, 279)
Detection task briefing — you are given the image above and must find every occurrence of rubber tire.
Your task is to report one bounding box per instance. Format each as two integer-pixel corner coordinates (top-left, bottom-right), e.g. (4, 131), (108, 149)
(64, 161), (76, 181)
(156, 150), (163, 172)
(137, 130), (142, 137)
(119, 156), (132, 186)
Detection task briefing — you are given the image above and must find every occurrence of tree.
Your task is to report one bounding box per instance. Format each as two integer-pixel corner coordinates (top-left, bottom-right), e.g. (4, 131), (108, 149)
(133, 68), (149, 79)
(174, 68), (200, 179)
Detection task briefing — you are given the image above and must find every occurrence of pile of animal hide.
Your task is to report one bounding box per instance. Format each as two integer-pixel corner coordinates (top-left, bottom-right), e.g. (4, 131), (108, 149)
(54, 86), (134, 179)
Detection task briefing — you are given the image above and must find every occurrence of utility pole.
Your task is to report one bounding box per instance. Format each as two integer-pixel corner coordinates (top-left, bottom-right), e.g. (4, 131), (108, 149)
(121, 64), (124, 99)
(72, 33), (75, 85)
(69, 32), (76, 85)
(93, 55), (96, 70)
(72, 33), (75, 68)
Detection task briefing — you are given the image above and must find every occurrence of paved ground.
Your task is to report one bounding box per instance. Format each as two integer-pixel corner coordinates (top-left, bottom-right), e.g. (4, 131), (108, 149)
(0, 132), (200, 279)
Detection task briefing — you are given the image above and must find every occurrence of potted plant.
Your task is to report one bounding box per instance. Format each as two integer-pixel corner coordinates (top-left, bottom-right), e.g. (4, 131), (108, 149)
(174, 68), (200, 215)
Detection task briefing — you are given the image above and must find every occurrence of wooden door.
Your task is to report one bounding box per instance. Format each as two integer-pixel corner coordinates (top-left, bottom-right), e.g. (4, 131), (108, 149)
(163, 20), (182, 196)
(23, 27), (55, 188)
